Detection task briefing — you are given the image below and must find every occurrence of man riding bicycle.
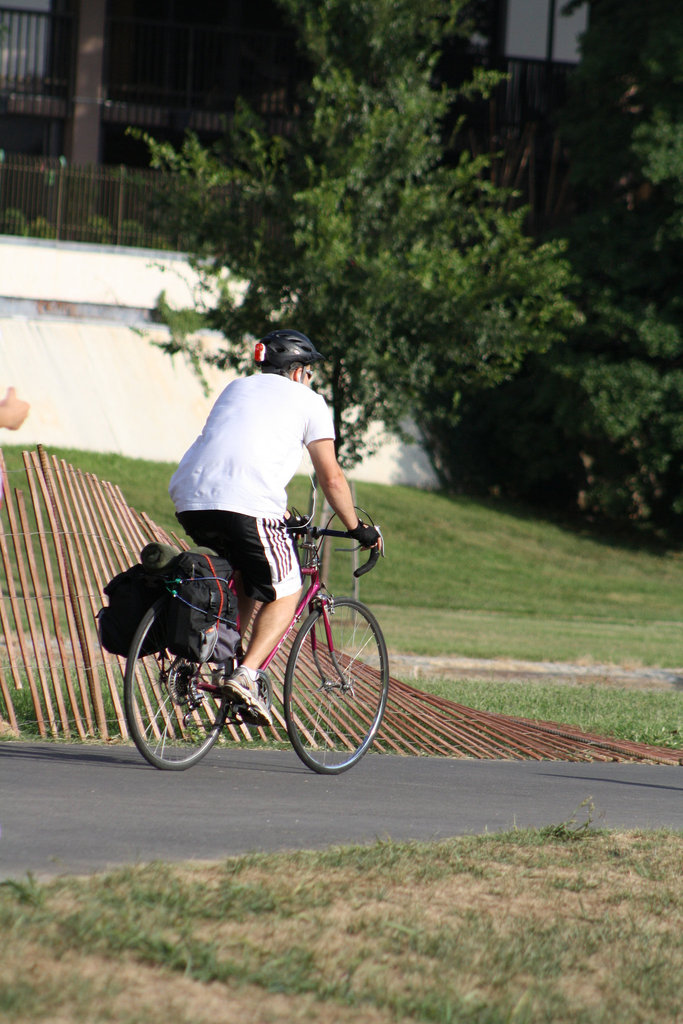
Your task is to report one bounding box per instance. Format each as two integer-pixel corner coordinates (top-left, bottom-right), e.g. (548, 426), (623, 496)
(169, 329), (380, 725)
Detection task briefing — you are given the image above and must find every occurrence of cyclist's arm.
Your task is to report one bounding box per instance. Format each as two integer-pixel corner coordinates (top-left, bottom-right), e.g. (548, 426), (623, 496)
(306, 438), (360, 532)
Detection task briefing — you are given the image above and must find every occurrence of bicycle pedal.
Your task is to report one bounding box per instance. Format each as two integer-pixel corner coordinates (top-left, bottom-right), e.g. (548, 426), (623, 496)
(234, 697), (272, 727)
(224, 698), (250, 720)
(238, 708), (260, 726)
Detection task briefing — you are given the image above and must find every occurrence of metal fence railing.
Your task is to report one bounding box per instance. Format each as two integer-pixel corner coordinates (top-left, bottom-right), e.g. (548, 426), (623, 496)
(0, 6), (577, 251)
(0, 5), (73, 100)
(104, 16), (305, 122)
(0, 154), (178, 250)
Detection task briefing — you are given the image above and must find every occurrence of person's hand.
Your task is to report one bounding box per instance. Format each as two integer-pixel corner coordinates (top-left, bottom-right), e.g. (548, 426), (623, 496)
(0, 387), (30, 431)
(348, 520), (381, 548)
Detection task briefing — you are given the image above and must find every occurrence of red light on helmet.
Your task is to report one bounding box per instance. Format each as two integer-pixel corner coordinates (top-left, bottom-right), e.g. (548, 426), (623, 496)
(254, 341), (266, 362)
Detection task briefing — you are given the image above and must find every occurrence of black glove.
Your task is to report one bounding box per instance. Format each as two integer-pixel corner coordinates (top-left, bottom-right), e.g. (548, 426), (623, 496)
(348, 520), (380, 547)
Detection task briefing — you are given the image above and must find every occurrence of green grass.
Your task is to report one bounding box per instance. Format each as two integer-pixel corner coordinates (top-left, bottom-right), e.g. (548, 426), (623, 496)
(1, 828), (681, 1023)
(376, 603), (683, 665)
(5, 442), (683, 667)
(417, 677), (683, 749)
(3, 443), (683, 749)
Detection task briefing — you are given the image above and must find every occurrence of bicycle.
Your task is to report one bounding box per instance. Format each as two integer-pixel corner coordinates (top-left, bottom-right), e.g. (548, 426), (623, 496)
(123, 512), (388, 775)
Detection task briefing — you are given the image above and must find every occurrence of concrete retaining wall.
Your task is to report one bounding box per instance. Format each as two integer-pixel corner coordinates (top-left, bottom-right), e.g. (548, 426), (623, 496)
(0, 236), (438, 486)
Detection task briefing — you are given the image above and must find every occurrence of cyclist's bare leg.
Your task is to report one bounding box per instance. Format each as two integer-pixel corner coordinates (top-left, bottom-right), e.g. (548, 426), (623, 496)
(241, 589), (301, 670)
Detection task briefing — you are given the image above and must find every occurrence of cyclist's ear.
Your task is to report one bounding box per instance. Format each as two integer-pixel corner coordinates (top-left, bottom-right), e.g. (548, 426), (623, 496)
(291, 365), (312, 385)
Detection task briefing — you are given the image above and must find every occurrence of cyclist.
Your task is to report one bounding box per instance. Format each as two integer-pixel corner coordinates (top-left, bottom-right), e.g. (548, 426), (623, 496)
(169, 329), (380, 724)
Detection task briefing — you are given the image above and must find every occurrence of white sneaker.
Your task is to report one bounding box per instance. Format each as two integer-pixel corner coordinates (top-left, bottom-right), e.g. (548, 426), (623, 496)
(222, 666), (272, 726)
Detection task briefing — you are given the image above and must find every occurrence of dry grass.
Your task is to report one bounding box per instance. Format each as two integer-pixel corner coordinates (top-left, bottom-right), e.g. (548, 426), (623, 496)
(1, 827), (681, 1023)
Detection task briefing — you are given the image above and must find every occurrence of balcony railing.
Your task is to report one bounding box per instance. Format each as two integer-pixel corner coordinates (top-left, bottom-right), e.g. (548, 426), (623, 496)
(0, 155), (178, 250)
(0, 6), (574, 147)
(0, 10), (576, 248)
(453, 54), (574, 138)
(499, 57), (573, 131)
(103, 16), (306, 133)
(0, 5), (74, 108)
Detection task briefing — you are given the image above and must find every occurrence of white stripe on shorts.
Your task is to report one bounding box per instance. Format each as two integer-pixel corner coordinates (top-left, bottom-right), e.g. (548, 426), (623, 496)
(257, 517), (302, 599)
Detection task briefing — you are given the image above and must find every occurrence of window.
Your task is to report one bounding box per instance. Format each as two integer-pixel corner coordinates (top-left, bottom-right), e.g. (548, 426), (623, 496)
(503, 0), (588, 63)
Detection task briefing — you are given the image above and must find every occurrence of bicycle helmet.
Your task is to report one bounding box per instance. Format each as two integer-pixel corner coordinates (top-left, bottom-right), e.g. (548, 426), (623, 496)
(255, 329), (325, 373)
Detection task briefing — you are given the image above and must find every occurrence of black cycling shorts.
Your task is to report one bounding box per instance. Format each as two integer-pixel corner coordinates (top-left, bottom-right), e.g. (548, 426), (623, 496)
(176, 509), (301, 603)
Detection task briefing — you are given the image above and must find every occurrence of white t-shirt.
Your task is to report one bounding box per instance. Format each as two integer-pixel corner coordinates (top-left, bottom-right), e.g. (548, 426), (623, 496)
(169, 373), (335, 518)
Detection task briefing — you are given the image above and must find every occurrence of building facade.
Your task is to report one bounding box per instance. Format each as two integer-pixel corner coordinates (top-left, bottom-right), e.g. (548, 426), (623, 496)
(0, 0), (588, 168)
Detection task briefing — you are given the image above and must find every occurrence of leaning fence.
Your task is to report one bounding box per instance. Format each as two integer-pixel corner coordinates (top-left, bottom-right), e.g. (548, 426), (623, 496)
(0, 446), (680, 764)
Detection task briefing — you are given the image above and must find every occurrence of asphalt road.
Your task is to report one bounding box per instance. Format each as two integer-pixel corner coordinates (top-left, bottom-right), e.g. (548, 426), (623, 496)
(1, 741), (681, 881)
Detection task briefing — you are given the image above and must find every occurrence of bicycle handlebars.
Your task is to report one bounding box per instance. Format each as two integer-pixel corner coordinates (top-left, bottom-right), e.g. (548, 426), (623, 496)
(354, 543), (381, 578)
(310, 525), (384, 578)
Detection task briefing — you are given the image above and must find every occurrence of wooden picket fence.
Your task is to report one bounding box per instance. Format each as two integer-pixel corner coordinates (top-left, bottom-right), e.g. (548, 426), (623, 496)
(0, 445), (317, 746)
(0, 445), (177, 740)
(1, 446), (680, 764)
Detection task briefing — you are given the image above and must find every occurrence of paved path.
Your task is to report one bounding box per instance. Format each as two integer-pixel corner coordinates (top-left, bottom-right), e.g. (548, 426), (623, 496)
(1, 742), (681, 881)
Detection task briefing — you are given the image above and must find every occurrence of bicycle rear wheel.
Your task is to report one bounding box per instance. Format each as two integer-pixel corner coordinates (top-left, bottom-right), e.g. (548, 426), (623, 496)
(284, 597), (389, 774)
(124, 598), (228, 770)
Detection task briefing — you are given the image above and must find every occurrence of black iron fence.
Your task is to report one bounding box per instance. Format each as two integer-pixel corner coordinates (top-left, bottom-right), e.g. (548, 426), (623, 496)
(0, 5), (73, 102)
(1, 4), (573, 131)
(0, 154), (177, 250)
(104, 16), (304, 127)
(0, 5), (305, 135)
(0, 2), (576, 249)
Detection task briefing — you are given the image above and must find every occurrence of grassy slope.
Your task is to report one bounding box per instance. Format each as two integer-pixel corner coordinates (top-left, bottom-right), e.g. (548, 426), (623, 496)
(4, 443), (683, 667)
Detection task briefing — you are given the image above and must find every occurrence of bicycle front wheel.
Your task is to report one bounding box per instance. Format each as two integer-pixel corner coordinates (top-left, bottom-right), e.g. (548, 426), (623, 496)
(284, 597), (389, 774)
(124, 599), (229, 770)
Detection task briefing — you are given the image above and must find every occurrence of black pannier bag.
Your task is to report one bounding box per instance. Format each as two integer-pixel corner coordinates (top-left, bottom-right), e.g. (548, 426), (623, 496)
(164, 550), (240, 664)
(97, 564), (167, 657)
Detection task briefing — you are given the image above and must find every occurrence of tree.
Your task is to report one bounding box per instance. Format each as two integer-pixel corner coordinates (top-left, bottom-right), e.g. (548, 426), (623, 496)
(559, 0), (683, 530)
(147, 0), (577, 471)
(455, 0), (683, 532)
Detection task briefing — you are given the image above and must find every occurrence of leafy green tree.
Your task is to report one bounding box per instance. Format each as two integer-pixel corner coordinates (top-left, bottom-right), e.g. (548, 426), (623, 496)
(459, 0), (683, 532)
(560, 0), (683, 530)
(146, 0), (577, 471)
